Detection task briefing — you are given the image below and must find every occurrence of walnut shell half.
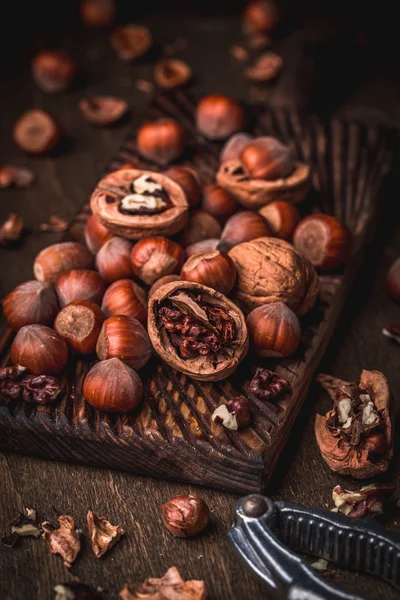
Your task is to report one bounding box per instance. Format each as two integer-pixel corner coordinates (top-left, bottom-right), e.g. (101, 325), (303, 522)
(148, 280), (248, 381)
(228, 237), (319, 315)
(315, 370), (394, 478)
(90, 168), (189, 240)
(216, 159), (311, 209)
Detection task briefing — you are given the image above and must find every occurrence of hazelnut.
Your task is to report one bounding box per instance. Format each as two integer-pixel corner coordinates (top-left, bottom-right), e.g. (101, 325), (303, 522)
(201, 184), (238, 223)
(246, 302), (301, 357)
(13, 110), (61, 155)
(164, 166), (201, 208)
(196, 95), (246, 141)
(101, 279), (147, 324)
(185, 238), (220, 258)
(130, 237), (185, 286)
(154, 59), (192, 89)
(149, 274), (181, 296)
(180, 210), (222, 248)
(55, 269), (106, 307)
(136, 120), (186, 166)
(243, 0), (279, 34)
(386, 257), (400, 301)
(34, 242), (93, 284)
(162, 494), (210, 537)
(95, 237), (134, 282)
(83, 358), (143, 412)
(84, 214), (114, 254)
(3, 280), (59, 331)
(96, 315), (152, 370)
(220, 211), (271, 251)
(180, 250), (236, 295)
(259, 200), (300, 241)
(220, 133), (254, 163)
(293, 214), (352, 270)
(110, 24), (152, 61)
(79, 96), (128, 127)
(80, 0), (115, 27)
(212, 397), (250, 430)
(240, 137), (295, 181)
(32, 51), (77, 93)
(54, 300), (104, 354)
(10, 324), (68, 375)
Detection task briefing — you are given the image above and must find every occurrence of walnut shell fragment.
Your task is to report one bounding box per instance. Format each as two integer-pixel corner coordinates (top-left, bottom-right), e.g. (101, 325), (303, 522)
(87, 510), (125, 557)
(228, 237), (319, 315)
(42, 515), (81, 568)
(120, 567), (206, 600)
(90, 169), (189, 239)
(148, 280), (248, 381)
(315, 370), (394, 478)
(216, 159), (311, 209)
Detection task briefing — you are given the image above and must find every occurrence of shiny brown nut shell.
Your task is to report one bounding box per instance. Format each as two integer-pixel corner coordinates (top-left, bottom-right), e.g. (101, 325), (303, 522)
(95, 237), (134, 282)
(101, 279), (147, 324)
(148, 280), (248, 381)
(54, 300), (105, 354)
(217, 159), (311, 209)
(3, 280), (59, 331)
(180, 250), (236, 295)
(110, 24), (152, 61)
(196, 95), (246, 141)
(84, 214), (114, 254)
(10, 324), (68, 375)
(162, 494), (210, 537)
(80, 0), (115, 27)
(180, 210), (222, 248)
(32, 51), (77, 93)
(163, 166), (201, 208)
(220, 211), (271, 252)
(96, 315), (152, 370)
(13, 110), (61, 155)
(131, 237), (185, 286)
(90, 168), (189, 240)
(34, 242), (94, 284)
(149, 274), (181, 296)
(55, 269), (106, 307)
(201, 184), (238, 223)
(136, 120), (186, 166)
(246, 302), (300, 357)
(259, 200), (300, 241)
(243, 0), (279, 34)
(83, 358), (143, 412)
(293, 214), (352, 270)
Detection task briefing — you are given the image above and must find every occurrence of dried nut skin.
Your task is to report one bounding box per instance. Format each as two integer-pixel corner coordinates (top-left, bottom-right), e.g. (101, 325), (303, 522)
(149, 275), (181, 296)
(96, 315), (152, 370)
(32, 51), (76, 93)
(148, 280), (248, 381)
(96, 237), (134, 282)
(315, 370), (394, 478)
(131, 237), (185, 286)
(180, 210), (222, 248)
(119, 567), (206, 600)
(293, 214), (352, 270)
(249, 368), (291, 401)
(332, 483), (394, 518)
(154, 59), (192, 89)
(229, 237), (319, 315)
(180, 250), (236, 295)
(84, 214), (115, 254)
(246, 302), (301, 357)
(13, 110), (61, 155)
(0, 366), (60, 405)
(136, 120), (186, 166)
(216, 159), (311, 209)
(201, 184), (238, 223)
(90, 168), (189, 239)
(220, 133), (254, 163)
(87, 510), (124, 557)
(386, 257), (400, 301)
(3, 280), (59, 331)
(42, 515), (81, 568)
(240, 137), (295, 181)
(259, 200), (300, 241)
(164, 166), (201, 209)
(101, 279), (147, 324)
(80, 96), (128, 126)
(10, 324), (68, 375)
(220, 211), (271, 251)
(196, 95), (246, 141)
(111, 24), (152, 61)
(83, 357), (143, 412)
(56, 270), (106, 307)
(54, 300), (105, 354)
(34, 242), (94, 284)
(162, 494), (210, 537)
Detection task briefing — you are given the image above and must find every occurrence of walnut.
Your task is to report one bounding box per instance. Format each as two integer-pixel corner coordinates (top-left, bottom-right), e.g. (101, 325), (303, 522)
(120, 567), (206, 600)
(1, 509), (42, 548)
(43, 515), (81, 568)
(0, 365), (60, 404)
(148, 280), (248, 381)
(249, 368), (291, 401)
(315, 370), (394, 478)
(331, 483), (394, 518)
(212, 397), (251, 430)
(228, 237), (319, 315)
(87, 510), (125, 557)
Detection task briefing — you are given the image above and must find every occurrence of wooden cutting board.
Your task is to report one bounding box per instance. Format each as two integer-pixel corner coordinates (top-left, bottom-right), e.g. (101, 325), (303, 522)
(0, 92), (395, 494)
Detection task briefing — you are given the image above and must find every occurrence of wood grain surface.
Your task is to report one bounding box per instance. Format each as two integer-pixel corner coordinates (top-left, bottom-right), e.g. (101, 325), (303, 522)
(2, 8), (400, 600)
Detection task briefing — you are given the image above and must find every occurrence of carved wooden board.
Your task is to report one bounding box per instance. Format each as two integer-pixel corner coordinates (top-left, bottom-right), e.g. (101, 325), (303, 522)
(0, 93), (395, 493)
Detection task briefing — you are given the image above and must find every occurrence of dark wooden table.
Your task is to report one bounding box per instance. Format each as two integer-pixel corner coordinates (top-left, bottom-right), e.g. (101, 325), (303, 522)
(2, 8), (400, 600)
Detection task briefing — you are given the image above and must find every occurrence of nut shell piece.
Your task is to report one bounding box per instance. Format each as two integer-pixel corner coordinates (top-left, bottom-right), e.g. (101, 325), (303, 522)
(148, 280), (248, 381)
(90, 168), (189, 239)
(228, 237), (319, 315)
(217, 159), (311, 209)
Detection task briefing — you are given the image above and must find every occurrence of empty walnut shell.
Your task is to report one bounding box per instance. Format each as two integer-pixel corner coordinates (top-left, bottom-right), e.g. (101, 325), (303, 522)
(148, 280), (248, 381)
(315, 370), (394, 478)
(216, 159), (311, 209)
(90, 168), (189, 239)
(229, 237), (319, 315)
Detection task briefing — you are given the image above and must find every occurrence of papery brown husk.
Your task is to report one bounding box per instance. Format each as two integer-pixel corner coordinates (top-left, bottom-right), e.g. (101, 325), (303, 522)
(90, 168), (189, 239)
(42, 515), (81, 568)
(119, 567), (206, 600)
(87, 510), (125, 557)
(315, 370), (394, 478)
(216, 159), (311, 209)
(148, 280), (248, 381)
